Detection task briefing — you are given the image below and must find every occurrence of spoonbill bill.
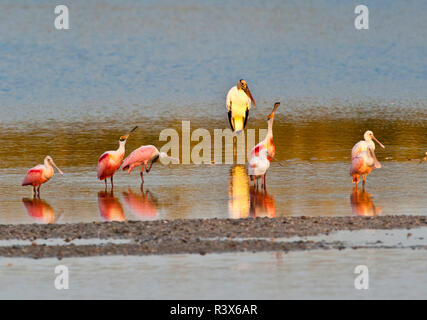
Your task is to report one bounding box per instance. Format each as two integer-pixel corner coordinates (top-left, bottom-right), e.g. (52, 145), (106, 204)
(97, 126), (138, 190)
(350, 130), (385, 188)
(122, 145), (179, 186)
(226, 79), (256, 133)
(250, 102), (280, 161)
(22, 156), (63, 197)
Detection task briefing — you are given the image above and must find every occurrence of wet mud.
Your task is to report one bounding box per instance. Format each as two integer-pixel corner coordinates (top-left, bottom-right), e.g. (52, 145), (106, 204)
(1, 216), (427, 258)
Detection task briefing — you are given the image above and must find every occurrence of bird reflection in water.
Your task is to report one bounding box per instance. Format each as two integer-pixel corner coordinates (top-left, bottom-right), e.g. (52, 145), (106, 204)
(350, 188), (382, 216)
(97, 191), (126, 222)
(22, 198), (59, 224)
(229, 165), (277, 218)
(228, 165), (251, 219)
(249, 187), (276, 218)
(122, 189), (157, 220)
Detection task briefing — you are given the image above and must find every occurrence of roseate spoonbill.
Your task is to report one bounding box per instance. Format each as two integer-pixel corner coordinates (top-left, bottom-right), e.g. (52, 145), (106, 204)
(121, 145), (179, 186)
(22, 156), (63, 197)
(226, 79), (256, 133)
(247, 102), (280, 188)
(350, 189), (382, 216)
(97, 126), (138, 190)
(350, 130), (385, 188)
(97, 191), (125, 222)
(228, 165), (250, 219)
(250, 102), (280, 161)
(22, 198), (58, 224)
(248, 148), (271, 189)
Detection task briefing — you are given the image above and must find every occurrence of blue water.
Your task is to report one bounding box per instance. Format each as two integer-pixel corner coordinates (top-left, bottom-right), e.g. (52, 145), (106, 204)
(0, 0), (426, 124)
(2, 248), (427, 299)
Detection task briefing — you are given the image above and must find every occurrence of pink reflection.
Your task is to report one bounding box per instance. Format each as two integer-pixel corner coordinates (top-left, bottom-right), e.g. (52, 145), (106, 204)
(97, 191), (125, 222)
(350, 188), (382, 216)
(249, 187), (276, 218)
(122, 189), (157, 220)
(22, 198), (56, 224)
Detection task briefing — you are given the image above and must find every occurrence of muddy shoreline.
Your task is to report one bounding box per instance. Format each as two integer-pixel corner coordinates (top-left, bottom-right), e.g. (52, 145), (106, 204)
(1, 216), (427, 259)
(1, 216), (426, 240)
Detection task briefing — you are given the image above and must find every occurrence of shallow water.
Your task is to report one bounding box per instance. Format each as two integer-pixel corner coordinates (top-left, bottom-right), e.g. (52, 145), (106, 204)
(203, 228), (427, 247)
(0, 0), (426, 224)
(0, 160), (426, 224)
(0, 117), (426, 223)
(1, 248), (427, 299)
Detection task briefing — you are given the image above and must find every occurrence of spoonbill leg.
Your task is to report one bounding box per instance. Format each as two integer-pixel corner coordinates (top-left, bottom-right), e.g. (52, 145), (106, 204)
(352, 174), (360, 188)
(140, 169), (144, 184)
(146, 161), (153, 173)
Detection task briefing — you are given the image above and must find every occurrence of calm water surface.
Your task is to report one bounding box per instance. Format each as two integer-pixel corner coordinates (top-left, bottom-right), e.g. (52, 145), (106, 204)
(1, 248), (427, 299)
(0, 0), (426, 224)
(0, 120), (425, 224)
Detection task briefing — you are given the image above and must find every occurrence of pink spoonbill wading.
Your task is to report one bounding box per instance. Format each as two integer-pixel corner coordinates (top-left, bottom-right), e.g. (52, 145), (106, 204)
(350, 130), (385, 188)
(121, 145), (179, 188)
(248, 148), (272, 190)
(97, 126), (138, 191)
(22, 156), (63, 197)
(248, 102), (281, 189)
